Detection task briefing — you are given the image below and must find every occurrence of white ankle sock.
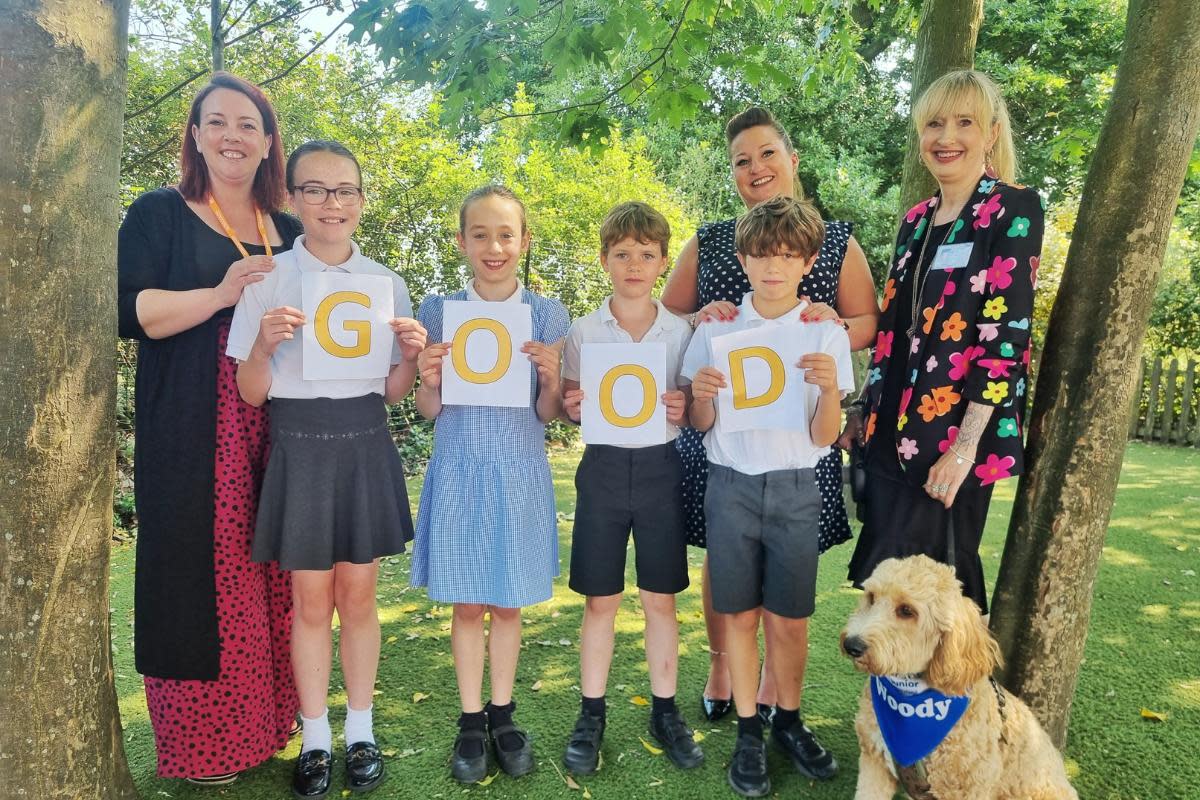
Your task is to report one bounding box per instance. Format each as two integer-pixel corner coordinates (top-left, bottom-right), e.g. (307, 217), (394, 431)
(345, 703), (375, 746)
(300, 709), (332, 754)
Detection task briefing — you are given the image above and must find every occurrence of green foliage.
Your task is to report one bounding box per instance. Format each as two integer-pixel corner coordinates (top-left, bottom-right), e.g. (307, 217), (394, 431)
(347, 0), (918, 146)
(975, 0), (1127, 199)
(1147, 280), (1200, 360)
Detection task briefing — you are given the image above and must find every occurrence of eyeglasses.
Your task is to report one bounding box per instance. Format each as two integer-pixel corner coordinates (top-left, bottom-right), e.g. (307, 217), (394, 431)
(292, 184), (363, 205)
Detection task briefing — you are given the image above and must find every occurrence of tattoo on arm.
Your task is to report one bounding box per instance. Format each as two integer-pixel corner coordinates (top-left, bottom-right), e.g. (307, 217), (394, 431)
(955, 402), (994, 451)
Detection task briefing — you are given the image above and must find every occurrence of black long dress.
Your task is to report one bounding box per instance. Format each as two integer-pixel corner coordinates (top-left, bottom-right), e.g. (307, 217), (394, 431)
(117, 187), (302, 679)
(676, 217), (855, 553)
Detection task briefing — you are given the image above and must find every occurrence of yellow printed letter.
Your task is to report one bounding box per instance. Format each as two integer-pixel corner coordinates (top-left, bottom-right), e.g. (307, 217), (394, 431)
(451, 318), (512, 384)
(599, 365), (657, 428)
(729, 346), (785, 409)
(315, 291), (371, 358)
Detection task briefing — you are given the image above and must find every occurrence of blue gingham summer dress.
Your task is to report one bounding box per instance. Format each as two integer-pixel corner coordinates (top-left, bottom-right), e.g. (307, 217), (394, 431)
(411, 289), (571, 607)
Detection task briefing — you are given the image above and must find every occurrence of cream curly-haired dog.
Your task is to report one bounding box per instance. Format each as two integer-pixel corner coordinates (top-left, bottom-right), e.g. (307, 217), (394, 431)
(841, 556), (1077, 800)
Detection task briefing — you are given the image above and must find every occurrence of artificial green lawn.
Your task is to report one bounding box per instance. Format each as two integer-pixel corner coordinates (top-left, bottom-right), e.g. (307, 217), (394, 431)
(108, 441), (1200, 799)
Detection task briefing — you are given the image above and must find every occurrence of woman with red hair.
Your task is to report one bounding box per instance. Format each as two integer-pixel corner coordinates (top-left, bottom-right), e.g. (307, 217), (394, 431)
(118, 72), (302, 784)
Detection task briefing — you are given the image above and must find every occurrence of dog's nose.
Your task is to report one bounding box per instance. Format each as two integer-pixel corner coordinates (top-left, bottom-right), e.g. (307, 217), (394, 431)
(843, 635), (868, 658)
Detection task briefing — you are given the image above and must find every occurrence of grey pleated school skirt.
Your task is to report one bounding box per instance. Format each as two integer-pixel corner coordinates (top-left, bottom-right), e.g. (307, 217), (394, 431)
(253, 394), (414, 571)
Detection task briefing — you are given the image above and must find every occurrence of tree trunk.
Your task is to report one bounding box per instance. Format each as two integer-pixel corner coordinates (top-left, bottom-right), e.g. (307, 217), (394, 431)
(990, 0), (1200, 748)
(898, 0), (984, 212)
(211, 0), (224, 71)
(0, 2), (137, 797)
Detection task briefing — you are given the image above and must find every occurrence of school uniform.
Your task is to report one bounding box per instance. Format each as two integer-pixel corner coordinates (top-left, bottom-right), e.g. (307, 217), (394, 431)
(679, 292), (855, 618)
(561, 297), (693, 596)
(411, 281), (571, 608)
(226, 235), (416, 571)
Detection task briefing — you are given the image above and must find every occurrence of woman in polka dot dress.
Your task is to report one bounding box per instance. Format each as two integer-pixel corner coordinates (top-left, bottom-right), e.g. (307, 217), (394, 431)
(661, 107), (879, 721)
(117, 74), (300, 785)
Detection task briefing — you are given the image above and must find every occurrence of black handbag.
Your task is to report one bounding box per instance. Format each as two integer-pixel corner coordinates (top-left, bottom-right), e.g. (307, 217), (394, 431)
(848, 436), (868, 522)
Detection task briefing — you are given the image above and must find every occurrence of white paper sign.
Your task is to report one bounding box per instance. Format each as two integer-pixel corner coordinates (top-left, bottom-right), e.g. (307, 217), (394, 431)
(710, 326), (808, 432)
(580, 343), (667, 446)
(301, 273), (394, 381)
(441, 300), (533, 407)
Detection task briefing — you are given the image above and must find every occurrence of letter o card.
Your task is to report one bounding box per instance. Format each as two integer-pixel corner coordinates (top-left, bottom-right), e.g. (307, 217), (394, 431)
(581, 343), (666, 446)
(710, 326), (804, 432)
(442, 300), (532, 407)
(302, 273), (394, 380)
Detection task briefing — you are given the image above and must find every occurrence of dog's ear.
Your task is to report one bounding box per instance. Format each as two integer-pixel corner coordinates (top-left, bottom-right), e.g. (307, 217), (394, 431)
(926, 593), (1002, 696)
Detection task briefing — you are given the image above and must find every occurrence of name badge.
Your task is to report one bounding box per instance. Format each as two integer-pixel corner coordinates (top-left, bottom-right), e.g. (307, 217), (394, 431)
(930, 242), (973, 271)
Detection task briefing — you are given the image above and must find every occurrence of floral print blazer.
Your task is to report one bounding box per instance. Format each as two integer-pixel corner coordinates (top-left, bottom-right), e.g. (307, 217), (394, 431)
(863, 176), (1045, 489)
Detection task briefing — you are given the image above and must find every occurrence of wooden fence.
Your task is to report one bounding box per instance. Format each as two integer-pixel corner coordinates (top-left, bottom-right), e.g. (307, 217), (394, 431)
(1129, 356), (1200, 446)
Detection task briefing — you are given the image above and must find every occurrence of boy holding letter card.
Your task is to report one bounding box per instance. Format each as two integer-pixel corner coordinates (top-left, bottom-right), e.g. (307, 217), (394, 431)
(560, 202), (702, 775)
(680, 195), (854, 797)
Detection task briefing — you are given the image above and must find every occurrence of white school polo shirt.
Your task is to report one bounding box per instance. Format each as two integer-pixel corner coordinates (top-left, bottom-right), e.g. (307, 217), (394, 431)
(226, 235), (414, 399)
(562, 297), (693, 447)
(680, 292), (855, 474)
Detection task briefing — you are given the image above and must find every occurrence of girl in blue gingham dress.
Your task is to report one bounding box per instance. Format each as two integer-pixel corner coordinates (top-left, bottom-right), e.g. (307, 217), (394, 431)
(411, 185), (570, 783)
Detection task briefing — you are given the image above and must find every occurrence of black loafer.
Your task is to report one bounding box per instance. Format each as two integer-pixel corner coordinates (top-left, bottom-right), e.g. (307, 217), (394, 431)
(292, 749), (333, 799)
(727, 734), (770, 798)
(450, 729), (489, 783)
(772, 718), (838, 780)
(563, 710), (605, 775)
(490, 722), (535, 777)
(700, 693), (732, 722)
(345, 741), (385, 793)
(649, 709), (704, 769)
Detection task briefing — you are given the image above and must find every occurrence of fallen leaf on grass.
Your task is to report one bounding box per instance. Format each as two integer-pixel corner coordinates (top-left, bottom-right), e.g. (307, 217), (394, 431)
(400, 604), (419, 613)
(476, 772), (499, 786)
(386, 636), (398, 644)
(381, 749), (396, 757)
(582, 787), (592, 798)
(412, 692), (430, 703)
(1140, 708), (1169, 721)
(559, 638), (573, 646)
(640, 736), (663, 755)
(649, 777), (664, 787)
(531, 680), (544, 692)
(566, 774), (581, 790)
(693, 731), (705, 742)
(630, 696), (650, 706)
(406, 633), (419, 640)
(372, 689), (383, 696)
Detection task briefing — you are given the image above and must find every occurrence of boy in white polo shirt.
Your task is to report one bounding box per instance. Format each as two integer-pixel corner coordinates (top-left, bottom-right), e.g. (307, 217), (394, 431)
(680, 195), (854, 797)
(559, 202), (703, 775)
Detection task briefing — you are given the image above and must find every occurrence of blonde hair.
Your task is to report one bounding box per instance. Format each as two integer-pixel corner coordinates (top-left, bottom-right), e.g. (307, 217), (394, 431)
(734, 195), (825, 259)
(912, 70), (1018, 184)
(599, 201), (671, 256)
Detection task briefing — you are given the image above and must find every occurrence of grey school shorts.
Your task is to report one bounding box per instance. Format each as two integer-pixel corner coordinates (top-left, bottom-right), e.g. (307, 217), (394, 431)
(703, 463), (822, 619)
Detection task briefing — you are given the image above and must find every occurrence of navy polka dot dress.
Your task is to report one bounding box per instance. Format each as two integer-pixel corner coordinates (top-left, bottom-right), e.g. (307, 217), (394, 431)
(676, 217), (854, 552)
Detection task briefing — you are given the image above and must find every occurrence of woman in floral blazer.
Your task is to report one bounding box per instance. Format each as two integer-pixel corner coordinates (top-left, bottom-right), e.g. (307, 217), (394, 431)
(844, 70), (1045, 611)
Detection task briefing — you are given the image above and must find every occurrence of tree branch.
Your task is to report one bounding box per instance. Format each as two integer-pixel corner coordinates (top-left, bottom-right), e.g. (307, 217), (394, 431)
(124, 134), (180, 170)
(482, 0), (694, 123)
(221, 0), (258, 38)
(259, 18), (348, 86)
(223, 1), (320, 47)
(126, 68), (207, 121)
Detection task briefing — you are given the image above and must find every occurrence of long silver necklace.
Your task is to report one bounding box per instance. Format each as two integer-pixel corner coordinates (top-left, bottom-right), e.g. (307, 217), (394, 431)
(906, 208), (958, 340)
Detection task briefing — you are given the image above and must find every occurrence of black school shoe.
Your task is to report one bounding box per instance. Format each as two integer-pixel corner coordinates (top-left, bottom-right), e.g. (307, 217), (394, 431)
(563, 710), (605, 775)
(772, 718), (838, 780)
(727, 734), (770, 798)
(345, 742), (385, 793)
(450, 728), (489, 783)
(648, 709), (704, 769)
(489, 721), (535, 777)
(700, 692), (733, 722)
(292, 749), (333, 799)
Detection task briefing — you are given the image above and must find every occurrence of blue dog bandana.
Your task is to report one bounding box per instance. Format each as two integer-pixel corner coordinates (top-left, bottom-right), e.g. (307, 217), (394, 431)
(870, 675), (970, 767)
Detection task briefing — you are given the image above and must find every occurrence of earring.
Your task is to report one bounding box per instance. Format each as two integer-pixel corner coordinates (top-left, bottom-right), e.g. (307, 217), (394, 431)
(984, 150), (998, 179)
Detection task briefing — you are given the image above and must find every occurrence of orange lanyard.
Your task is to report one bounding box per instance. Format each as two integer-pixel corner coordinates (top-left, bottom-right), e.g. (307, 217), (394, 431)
(207, 194), (272, 258)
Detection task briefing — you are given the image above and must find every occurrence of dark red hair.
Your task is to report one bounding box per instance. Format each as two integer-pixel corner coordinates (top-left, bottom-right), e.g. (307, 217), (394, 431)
(178, 72), (286, 212)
